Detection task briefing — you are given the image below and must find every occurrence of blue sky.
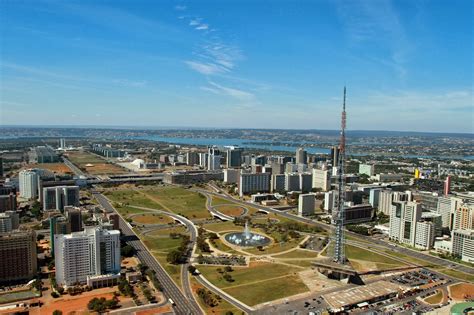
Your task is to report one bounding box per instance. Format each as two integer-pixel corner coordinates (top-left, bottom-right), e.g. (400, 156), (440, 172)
(0, 0), (472, 132)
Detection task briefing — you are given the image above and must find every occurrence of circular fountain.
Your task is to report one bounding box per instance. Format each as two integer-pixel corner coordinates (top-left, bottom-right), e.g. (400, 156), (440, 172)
(224, 221), (271, 247)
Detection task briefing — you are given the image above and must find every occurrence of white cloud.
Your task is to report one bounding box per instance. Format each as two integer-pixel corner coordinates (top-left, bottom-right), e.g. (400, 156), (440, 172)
(207, 81), (255, 101)
(174, 5), (187, 11)
(189, 19), (201, 26)
(195, 24), (209, 30)
(184, 61), (228, 75)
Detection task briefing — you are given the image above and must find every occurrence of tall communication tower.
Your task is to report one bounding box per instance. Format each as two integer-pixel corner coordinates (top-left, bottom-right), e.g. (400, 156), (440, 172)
(333, 87), (347, 264)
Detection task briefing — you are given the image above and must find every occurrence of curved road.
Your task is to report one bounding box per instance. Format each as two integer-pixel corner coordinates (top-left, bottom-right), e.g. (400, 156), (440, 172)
(93, 192), (203, 315)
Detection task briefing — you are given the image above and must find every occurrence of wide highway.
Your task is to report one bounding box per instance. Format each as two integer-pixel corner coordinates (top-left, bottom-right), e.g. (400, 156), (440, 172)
(93, 192), (203, 315)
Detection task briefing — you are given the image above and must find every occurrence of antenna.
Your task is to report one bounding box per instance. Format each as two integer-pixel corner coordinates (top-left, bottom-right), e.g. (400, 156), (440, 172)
(333, 86), (347, 264)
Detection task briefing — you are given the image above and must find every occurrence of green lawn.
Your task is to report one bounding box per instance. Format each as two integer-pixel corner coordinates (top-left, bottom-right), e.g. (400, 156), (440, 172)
(273, 249), (319, 259)
(198, 262), (302, 289)
(146, 226), (188, 237)
(210, 238), (239, 254)
(132, 213), (175, 225)
(346, 245), (404, 265)
(105, 189), (162, 209)
(244, 238), (300, 255)
(143, 236), (183, 252)
(424, 290), (443, 304)
(224, 274), (308, 306)
(203, 221), (243, 233)
(211, 196), (235, 206)
(143, 187), (211, 219)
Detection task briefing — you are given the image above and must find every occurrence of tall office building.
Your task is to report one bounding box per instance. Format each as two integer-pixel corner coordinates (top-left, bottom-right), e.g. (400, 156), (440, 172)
(186, 152), (200, 166)
(0, 230), (37, 284)
(0, 193), (17, 212)
(224, 169), (240, 184)
(59, 138), (66, 149)
(285, 173), (300, 192)
(239, 173), (271, 196)
(389, 201), (423, 247)
(324, 191), (335, 212)
(225, 146), (243, 168)
(436, 196), (453, 229)
(270, 161), (284, 175)
(55, 226), (120, 287)
(452, 229), (474, 263)
(0, 211), (20, 233)
(299, 173), (313, 193)
(19, 170), (39, 199)
(312, 168), (330, 191)
(444, 176), (451, 196)
(64, 206), (83, 232)
(271, 174), (286, 193)
(43, 186), (80, 211)
(298, 194), (315, 216)
(198, 153), (208, 168)
(296, 148), (307, 165)
(207, 146), (221, 171)
(49, 213), (71, 256)
(369, 188), (382, 209)
(453, 203), (474, 231)
(0, 156), (3, 177)
(330, 146), (340, 167)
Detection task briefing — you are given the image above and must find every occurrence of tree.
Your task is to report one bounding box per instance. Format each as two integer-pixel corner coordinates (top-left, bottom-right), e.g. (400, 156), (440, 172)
(121, 244), (135, 257)
(37, 234), (45, 241)
(223, 273), (234, 282)
(52, 310), (63, 315)
(188, 265), (197, 275)
(224, 266), (233, 273)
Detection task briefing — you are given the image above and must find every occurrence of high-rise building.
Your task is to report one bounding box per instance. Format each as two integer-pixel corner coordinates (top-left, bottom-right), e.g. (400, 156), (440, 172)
(453, 203), (474, 231)
(225, 146), (243, 168)
(43, 186), (80, 211)
(330, 146), (340, 167)
(312, 168), (330, 191)
(285, 173), (300, 192)
(452, 229), (474, 263)
(271, 174), (286, 193)
(299, 173), (313, 193)
(186, 152), (200, 166)
(198, 153), (208, 168)
(414, 220), (436, 250)
(436, 196), (453, 229)
(49, 213), (71, 256)
(59, 138), (66, 149)
(64, 206), (83, 232)
(389, 201), (423, 247)
(285, 163), (297, 173)
(224, 169), (240, 184)
(296, 148), (307, 165)
(270, 162), (284, 175)
(369, 188), (382, 209)
(19, 170), (39, 199)
(298, 194), (315, 216)
(0, 230), (37, 284)
(444, 176), (451, 196)
(207, 146), (221, 171)
(0, 193), (17, 212)
(239, 173), (271, 196)
(55, 226), (120, 287)
(0, 156), (3, 178)
(0, 211), (20, 233)
(324, 191), (335, 212)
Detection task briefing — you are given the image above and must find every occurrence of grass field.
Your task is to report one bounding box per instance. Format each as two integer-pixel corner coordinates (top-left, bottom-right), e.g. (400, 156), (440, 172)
(198, 262), (308, 306)
(424, 290), (443, 304)
(146, 226), (188, 237)
(203, 221), (243, 233)
(142, 187), (211, 219)
(67, 151), (126, 175)
(105, 189), (162, 210)
(273, 249), (319, 259)
(132, 213), (175, 225)
(244, 237), (299, 255)
(214, 204), (245, 217)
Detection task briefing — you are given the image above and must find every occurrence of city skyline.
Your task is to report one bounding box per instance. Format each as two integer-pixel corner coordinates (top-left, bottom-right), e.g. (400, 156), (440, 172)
(1, 0), (473, 133)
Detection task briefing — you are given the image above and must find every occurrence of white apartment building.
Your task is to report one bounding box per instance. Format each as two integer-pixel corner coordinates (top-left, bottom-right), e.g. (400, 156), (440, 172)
(453, 203), (474, 231)
(452, 229), (474, 263)
(19, 170), (39, 199)
(54, 226), (120, 287)
(324, 191), (335, 212)
(414, 221), (435, 250)
(239, 173), (271, 196)
(312, 168), (330, 191)
(389, 201), (422, 247)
